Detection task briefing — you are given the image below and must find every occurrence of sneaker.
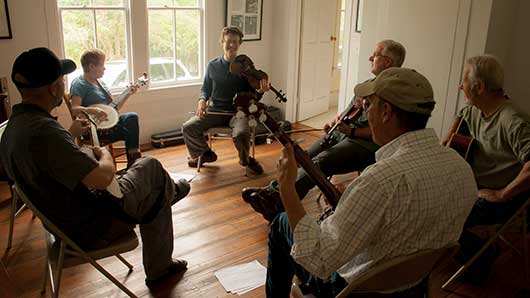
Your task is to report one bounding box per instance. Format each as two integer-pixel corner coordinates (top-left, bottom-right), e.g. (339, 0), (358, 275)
(145, 259), (188, 288)
(245, 157), (264, 175)
(187, 150), (217, 168)
(173, 178), (191, 205)
(241, 186), (284, 222)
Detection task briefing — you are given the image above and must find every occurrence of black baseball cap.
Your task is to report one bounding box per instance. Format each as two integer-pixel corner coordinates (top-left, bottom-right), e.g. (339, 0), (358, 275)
(11, 47), (76, 89)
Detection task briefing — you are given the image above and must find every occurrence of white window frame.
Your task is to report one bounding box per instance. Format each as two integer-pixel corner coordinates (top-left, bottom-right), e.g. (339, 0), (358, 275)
(146, 1), (204, 89)
(46, 0), (205, 93)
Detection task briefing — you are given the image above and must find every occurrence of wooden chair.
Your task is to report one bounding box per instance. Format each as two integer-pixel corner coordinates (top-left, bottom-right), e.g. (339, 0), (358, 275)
(13, 183), (139, 298)
(442, 197), (529, 290)
(292, 245), (455, 298)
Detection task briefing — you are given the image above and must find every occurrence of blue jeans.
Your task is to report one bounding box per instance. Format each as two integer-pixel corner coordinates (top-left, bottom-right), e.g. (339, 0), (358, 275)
(98, 112), (140, 155)
(266, 212), (346, 298)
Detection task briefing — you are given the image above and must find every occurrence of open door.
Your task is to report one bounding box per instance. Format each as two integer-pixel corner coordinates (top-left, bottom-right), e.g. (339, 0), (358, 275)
(297, 0), (337, 121)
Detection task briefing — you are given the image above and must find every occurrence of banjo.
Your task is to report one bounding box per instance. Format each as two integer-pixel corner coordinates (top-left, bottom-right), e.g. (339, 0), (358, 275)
(90, 73), (149, 130)
(82, 111), (124, 198)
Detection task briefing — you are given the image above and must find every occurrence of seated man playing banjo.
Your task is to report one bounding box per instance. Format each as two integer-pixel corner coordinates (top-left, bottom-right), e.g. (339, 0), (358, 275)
(1, 47), (190, 287)
(70, 48), (141, 167)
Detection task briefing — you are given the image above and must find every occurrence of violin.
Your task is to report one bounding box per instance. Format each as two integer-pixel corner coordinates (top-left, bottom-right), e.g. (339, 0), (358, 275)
(234, 92), (342, 208)
(320, 98), (364, 149)
(229, 55), (288, 103)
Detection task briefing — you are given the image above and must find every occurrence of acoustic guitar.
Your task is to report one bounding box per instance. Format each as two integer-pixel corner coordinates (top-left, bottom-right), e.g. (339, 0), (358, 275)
(90, 73), (148, 130)
(447, 117), (475, 161)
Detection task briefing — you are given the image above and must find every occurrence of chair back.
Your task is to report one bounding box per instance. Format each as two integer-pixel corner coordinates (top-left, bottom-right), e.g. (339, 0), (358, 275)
(336, 245), (456, 298)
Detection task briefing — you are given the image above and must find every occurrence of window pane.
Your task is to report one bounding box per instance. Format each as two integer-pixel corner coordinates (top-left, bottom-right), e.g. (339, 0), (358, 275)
(58, 0), (89, 6)
(174, 0), (198, 6)
(175, 10), (199, 78)
(147, 0), (198, 7)
(92, 0), (124, 6)
(147, 0), (173, 6)
(62, 10), (95, 84)
(95, 10), (128, 88)
(148, 10), (175, 82)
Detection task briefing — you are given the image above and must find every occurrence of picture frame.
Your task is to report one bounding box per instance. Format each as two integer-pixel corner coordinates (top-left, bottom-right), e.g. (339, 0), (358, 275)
(355, 0), (364, 33)
(0, 0), (12, 39)
(225, 0), (263, 41)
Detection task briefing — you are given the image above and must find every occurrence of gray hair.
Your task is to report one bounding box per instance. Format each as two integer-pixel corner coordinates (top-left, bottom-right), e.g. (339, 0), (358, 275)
(465, 55), (504, 92)
(380, 39), (406, 67)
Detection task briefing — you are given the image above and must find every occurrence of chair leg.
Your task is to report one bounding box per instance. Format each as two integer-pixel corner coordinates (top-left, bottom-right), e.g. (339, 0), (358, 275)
(41, 255), (49, 294)
(51, 242), (66, 298)
(7, 189), (17, 249)
(197, 156), (202, 173)
(116, 254), (134, 272)
(523, 207), (528, 282)
(83, 256), (138, 298)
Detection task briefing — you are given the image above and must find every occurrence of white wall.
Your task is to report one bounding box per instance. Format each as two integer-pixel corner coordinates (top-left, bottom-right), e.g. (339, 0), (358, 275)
(355, 0), (494, 137)
(0, 0), (275, 144)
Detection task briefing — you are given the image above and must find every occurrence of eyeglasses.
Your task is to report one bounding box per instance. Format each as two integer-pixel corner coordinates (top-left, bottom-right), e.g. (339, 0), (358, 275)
(362, 98), (371, 111)
(370, 52), (389, 59)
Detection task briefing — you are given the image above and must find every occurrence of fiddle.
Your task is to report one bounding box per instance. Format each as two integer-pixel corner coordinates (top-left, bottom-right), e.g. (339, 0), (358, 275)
(229, 55), (288, 103)
(234, 92), (342, 208)
(320, 98), (363, 149)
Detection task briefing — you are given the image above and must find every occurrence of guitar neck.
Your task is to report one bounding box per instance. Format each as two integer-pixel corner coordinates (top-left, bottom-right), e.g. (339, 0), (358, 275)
(89, 121), (100, 147)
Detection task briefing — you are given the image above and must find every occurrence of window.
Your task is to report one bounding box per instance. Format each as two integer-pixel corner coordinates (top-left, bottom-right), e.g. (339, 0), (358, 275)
(147, 0), (201, 85)
(57, 0), (203, 90)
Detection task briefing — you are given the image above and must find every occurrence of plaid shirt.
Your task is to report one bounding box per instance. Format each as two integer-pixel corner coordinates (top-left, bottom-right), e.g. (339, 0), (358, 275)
(291, 129), (477, 283)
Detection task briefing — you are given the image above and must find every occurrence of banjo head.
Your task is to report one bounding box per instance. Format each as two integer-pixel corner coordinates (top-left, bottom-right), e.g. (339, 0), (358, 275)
(90, 104), (119, 130)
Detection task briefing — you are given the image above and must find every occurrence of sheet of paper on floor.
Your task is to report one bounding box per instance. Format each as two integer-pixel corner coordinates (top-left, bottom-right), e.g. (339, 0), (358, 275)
(214, 260), (267, 295)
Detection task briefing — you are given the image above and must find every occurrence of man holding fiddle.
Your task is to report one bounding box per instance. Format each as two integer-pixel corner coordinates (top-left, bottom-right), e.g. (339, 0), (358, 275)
(182, 26), (270, 174)
(242, 40), (406, 222)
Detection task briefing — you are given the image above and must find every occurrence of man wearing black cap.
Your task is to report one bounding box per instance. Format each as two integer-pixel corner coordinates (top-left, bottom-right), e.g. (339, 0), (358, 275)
(265, 68), (477, 297)
(0, 47), (189, 287)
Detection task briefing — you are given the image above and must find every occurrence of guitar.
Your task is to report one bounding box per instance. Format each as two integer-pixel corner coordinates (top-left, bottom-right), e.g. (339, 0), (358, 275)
(90, 73), (149, 130)
(81, 111), (124, 198)
(234, 92), (342, 208)
(447, 117), (475, 161)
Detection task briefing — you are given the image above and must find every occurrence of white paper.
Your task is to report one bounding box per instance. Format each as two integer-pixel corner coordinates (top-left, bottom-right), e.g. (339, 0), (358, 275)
(214, 260), (267, 295)
(169, 172), (195, 183)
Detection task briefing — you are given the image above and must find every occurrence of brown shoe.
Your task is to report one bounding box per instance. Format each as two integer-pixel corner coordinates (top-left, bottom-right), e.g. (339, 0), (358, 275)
(187, 150), (217, 167)
(241, 186), (284, 222)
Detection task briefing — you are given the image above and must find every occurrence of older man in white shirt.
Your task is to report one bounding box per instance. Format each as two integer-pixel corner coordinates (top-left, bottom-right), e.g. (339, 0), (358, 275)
(266, 68), (478, 297)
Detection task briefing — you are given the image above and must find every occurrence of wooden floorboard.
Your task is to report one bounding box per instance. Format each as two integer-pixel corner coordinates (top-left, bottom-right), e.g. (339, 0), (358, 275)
(1, 124), (528, 297)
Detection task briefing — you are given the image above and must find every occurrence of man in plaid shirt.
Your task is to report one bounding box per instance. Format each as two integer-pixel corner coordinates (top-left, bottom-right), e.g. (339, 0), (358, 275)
(266, 68), (478, 297)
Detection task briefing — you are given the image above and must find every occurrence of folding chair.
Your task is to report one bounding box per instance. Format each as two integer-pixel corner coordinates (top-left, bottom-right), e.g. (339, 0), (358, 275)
(292, 245), (455, 298)
(442, 197), (529, 290)
(1, 119), (25, 250)
(13, 184), (139, 298)
(197, 122), (257, 175)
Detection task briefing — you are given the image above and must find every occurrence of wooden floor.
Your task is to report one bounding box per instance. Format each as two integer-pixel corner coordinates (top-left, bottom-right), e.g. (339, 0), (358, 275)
(1, 125), (529, 298)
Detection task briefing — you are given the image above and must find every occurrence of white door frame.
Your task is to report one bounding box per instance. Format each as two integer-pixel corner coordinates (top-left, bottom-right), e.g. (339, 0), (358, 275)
(284, 0), (303, 122)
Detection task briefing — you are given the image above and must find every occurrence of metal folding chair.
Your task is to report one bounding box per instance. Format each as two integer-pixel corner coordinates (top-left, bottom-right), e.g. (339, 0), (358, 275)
(14, 184), (139, 298)
(442, 197), (529, 290)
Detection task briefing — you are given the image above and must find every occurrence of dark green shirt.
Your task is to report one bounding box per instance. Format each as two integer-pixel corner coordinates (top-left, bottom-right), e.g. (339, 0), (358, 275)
(0, 104), (113, 247)
(460, 102), (530, 188)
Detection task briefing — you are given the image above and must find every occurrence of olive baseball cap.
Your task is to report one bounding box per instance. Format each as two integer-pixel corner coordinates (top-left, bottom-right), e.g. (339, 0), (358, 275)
(354, 67), (435, 115)
(12, 47), (76, 89)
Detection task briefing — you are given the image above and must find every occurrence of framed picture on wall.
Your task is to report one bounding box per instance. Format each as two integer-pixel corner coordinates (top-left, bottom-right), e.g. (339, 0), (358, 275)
(0, 0), (12, 39)
(225, 0), (263, 41)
